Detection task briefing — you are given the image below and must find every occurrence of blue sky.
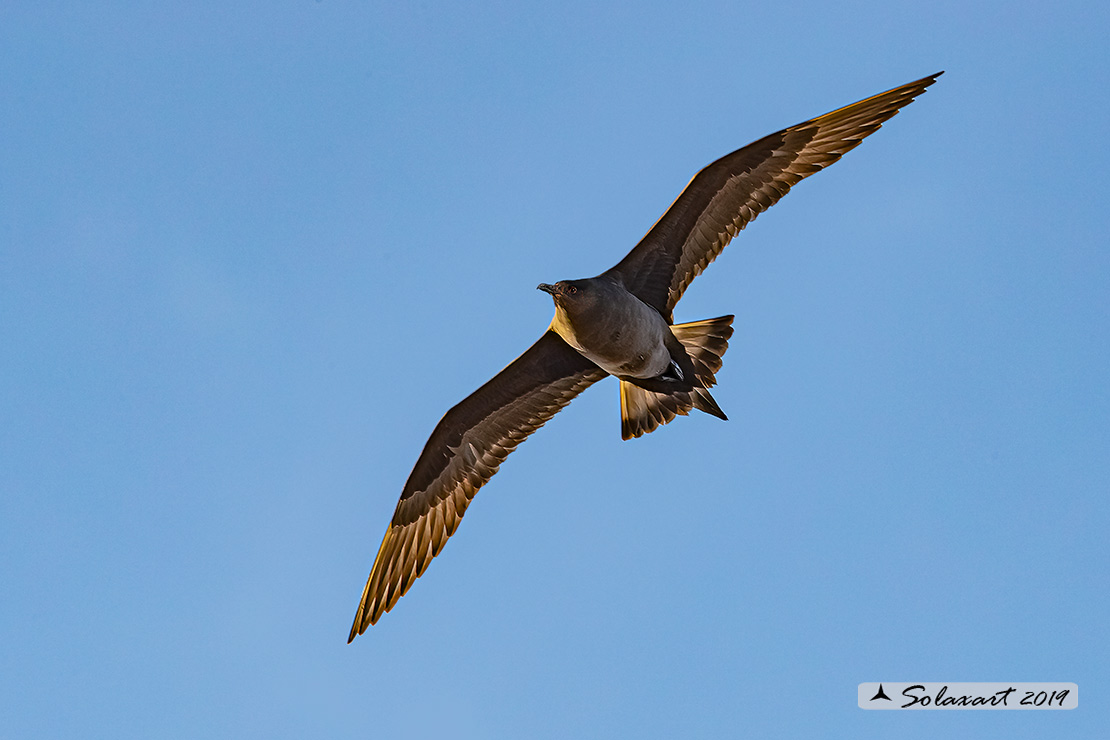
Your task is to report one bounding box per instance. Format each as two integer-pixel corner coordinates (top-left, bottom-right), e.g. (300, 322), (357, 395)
(2, 2), (1107, 738)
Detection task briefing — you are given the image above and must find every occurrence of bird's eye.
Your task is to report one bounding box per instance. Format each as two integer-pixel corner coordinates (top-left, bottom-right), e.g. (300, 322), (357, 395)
(567, 285), (577, 294)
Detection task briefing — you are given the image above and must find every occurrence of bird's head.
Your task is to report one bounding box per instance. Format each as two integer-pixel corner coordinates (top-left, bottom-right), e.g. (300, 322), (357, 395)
(537, 280), (593, 313)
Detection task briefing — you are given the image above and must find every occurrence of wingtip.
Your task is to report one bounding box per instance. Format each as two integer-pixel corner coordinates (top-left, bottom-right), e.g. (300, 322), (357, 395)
(918, 70), (944, 88)
(348, 613), (364, 643)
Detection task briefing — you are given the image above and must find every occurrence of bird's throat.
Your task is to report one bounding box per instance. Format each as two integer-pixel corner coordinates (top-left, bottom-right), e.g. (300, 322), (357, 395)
(548, 305), (585, 353)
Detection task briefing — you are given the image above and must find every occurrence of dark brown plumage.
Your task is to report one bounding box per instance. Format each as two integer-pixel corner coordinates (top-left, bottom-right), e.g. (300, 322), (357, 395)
(349, 72), (941, 640)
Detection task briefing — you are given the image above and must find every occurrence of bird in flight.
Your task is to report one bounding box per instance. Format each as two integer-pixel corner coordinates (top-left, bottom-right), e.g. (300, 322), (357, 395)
(349, 72), (942, 641)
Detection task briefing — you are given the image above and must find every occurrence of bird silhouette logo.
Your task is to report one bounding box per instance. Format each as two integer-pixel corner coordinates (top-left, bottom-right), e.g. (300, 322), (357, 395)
(871, 684), (893, 702)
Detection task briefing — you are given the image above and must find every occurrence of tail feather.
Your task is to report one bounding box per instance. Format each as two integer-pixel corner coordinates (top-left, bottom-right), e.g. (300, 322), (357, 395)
(620, 315), (734, 440)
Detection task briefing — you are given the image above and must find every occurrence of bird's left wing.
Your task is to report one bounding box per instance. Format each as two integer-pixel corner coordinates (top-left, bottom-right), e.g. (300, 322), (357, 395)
(606, 72), (941, 319)
(349, 330), (606, 640)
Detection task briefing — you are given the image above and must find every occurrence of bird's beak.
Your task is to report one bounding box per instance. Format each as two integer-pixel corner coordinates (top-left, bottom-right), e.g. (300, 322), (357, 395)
(537, 283), (557, 296)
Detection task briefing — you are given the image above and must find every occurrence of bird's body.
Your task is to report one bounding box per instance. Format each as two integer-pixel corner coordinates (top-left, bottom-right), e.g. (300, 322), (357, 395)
(348, 72), (942, 641)
(542, 277), (674, 380)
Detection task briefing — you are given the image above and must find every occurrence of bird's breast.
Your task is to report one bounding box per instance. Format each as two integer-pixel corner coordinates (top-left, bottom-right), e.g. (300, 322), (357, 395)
(549, 295), (670, 379)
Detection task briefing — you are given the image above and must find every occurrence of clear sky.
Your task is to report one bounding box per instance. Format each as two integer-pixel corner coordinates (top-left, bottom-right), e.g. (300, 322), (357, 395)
(2, 2), (1107, 738)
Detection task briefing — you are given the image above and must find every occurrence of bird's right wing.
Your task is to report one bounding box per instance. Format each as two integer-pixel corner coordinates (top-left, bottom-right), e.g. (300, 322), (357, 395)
(607, 72), (941, 319)
(349, 330), (606, 640)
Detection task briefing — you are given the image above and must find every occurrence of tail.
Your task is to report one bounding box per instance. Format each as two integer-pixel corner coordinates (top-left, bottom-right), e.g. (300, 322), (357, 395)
(619, 315), (734, 440)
